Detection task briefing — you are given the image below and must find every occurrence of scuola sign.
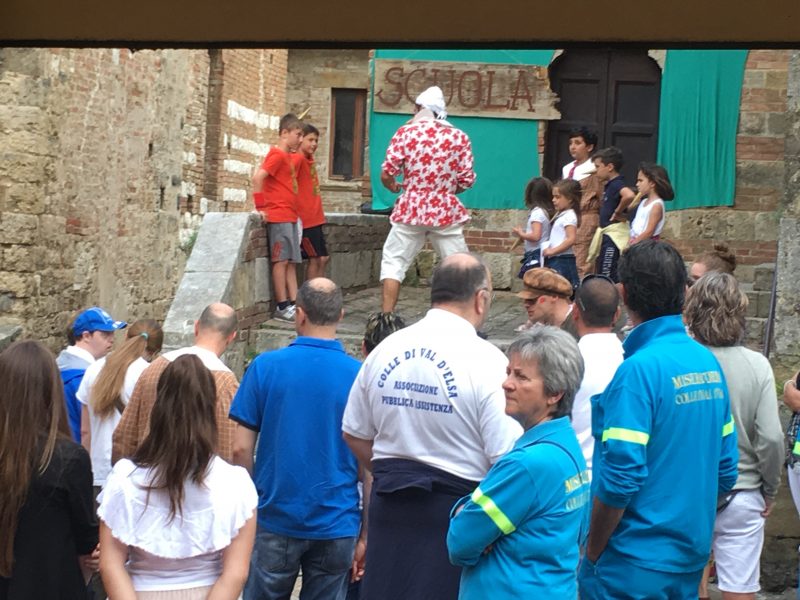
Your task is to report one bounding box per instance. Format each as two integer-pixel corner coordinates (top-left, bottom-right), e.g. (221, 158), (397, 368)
(373, 59), (560, 121)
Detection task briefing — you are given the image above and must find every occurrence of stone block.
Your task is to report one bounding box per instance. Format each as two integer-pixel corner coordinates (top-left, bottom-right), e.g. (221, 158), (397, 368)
(736, 264), (756, 284)
(483, 252), (513, 290)
(184, 212), (253, 273)
(736, 161), (784, 190)
(4, 183), (45, 214)
(744, 288), (759, 318)
(0, 106), (46, 135)
(5, 130), (51, 157)
(4, 245), (35, 272)
(0, 324), (22, 351)
(766, 112), (788, 136)
(0, 213), (38, 244)
(162, 271), (232, 349)
(415, 250), (436, 280)
(329, 252), (357, 289)
(757, 291), (774, 319)
(755, 212), (779, 242)
(738, 112), (766, 135)
(754, 263), (776, 291)
(0, 152), (47, 183)
(745, 317), (766, 346)
(0, 272), (33, 297)
(727, 212), (755, 241)
(765, 70), (788, 90)
(253, 257), (271, 303)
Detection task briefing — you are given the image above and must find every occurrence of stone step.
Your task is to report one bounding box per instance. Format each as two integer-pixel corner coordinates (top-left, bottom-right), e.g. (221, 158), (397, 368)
(740, 282), (774, 319)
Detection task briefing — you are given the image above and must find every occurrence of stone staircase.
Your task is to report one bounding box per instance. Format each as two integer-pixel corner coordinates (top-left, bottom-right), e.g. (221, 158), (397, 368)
(741, 262), (777, 350)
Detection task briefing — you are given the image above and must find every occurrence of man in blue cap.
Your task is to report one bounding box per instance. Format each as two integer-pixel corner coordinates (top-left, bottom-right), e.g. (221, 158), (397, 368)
(57, 306), (127, 442)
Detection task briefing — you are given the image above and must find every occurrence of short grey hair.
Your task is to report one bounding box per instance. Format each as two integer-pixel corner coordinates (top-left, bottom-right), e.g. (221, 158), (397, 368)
(296, 280), (343, 326)
(506, 326), (585, 419)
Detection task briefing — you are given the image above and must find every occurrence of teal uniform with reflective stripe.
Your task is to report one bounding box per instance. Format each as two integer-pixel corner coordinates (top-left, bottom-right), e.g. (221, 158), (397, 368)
(447, 417), (589, 599)
(590, 314), (739, 574)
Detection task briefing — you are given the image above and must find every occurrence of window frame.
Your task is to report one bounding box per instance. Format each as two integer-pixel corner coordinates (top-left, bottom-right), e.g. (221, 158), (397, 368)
(329, 87), (367, 181)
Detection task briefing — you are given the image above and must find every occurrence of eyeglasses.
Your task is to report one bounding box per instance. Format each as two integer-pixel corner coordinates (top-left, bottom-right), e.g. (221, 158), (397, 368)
(522, 297), (540, 306)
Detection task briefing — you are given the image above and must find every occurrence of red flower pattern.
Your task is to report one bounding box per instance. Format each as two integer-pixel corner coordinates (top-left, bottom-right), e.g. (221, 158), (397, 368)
(382, 118), (476, 227)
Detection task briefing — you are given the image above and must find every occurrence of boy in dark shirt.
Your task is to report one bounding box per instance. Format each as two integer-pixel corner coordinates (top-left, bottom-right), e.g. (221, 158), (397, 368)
(592, 147), (635, 281)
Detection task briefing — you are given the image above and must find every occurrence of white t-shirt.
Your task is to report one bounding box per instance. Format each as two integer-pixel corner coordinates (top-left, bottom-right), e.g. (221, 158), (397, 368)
(548, 209), (578, 257)
(97, 456), (257, 591)
(630, 197), (665, 239)
(571, 333), (624, 477)
(562, 159), (595, 181)
(524, 207), (551, 253)
(343, 308), (522, 482)
(77, 356), (150, 486)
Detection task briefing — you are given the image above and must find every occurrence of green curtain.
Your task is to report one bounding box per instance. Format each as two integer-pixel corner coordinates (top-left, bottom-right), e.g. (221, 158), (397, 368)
(369, 49), (554, 210)
(657, 50), (748, 210)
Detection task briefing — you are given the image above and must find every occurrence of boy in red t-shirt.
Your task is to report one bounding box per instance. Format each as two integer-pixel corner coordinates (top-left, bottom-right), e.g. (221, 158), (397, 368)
(292, 123), (329, 280)
(252, 113), (304, 321)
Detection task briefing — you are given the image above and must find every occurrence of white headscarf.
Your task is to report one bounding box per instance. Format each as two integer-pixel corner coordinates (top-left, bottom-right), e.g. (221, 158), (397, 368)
(415, 86), (448, 120)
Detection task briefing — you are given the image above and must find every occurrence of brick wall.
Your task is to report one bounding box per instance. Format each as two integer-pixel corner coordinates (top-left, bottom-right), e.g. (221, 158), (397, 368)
(287, 49), (371, 213)
(0, 47), (290, 349)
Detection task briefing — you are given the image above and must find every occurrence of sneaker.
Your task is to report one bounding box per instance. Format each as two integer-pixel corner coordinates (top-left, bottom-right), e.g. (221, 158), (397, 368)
(273, 304), (296, 322)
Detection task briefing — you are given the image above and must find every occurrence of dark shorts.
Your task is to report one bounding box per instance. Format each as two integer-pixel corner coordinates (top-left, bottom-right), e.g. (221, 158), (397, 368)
(268, 222), (302, 264)
(301, 224), (329, 259)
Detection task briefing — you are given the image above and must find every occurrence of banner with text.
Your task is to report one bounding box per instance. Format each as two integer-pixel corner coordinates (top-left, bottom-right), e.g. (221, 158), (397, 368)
(373, 59), (560, 121)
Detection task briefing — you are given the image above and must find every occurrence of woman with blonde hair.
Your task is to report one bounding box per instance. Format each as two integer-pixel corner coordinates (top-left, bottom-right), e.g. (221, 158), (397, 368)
(98, 355), (257, 600)
(0, 340), (98, 598)
(684, 272), (783, 600)
(77, 319), (163, 492)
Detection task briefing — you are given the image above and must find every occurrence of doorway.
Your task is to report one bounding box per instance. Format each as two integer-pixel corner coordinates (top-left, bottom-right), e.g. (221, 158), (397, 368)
(544, 49), (662, 186)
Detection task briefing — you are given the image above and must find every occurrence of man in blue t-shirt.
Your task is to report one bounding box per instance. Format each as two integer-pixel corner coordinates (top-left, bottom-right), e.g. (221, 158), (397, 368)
(579, 241), (738, 599)
(230, 278), (364, 600)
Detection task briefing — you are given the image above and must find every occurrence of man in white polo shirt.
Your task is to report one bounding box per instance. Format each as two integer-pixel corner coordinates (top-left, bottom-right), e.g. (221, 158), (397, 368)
(343, 252), (521, 600)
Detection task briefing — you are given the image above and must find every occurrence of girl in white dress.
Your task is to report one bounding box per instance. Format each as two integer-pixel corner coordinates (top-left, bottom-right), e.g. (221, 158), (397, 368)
(629, 163), (674, 246)
(98, 355), (257, 600)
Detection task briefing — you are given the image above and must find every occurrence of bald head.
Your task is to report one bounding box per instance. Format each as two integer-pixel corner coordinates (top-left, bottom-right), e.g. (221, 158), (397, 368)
(575, 277), (619, 328)
(297, 278), (343, 325)
(431, 253), (490, 306)
(197, 303), (238, 338)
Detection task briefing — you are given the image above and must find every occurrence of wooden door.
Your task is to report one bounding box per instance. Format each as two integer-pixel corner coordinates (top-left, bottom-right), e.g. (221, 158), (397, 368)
(545, 50), (662, 186)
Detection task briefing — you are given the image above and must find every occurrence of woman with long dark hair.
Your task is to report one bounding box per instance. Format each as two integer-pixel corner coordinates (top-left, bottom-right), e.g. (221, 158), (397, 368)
(98, 355), (256, 600)
(0, 340), (98, 599)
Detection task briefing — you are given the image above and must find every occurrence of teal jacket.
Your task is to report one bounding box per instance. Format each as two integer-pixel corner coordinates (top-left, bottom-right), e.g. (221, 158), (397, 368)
(591, 314), (738, 572)
(447, 417), (590, 599)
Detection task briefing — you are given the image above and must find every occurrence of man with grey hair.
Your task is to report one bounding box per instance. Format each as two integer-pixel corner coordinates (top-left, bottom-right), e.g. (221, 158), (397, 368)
(570, 275), (624, 477)
(378, 85), (477, 314)
(112, 302), (239, 462)
(231, 278), (364, 600)
(343, 252), (521, 600)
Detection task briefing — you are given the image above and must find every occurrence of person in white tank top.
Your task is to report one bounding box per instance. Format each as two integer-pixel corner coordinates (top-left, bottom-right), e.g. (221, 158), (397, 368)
(629, 163), (675, 245)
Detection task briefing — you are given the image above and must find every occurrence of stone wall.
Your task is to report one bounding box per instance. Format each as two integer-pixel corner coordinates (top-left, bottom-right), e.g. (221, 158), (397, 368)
(287, 49), (371, 213)
(163, 211), (390, 377)
(0, 48), (288, 350)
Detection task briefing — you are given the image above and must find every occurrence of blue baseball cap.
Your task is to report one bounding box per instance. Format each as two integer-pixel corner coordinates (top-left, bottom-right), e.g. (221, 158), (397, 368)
(72, 307), (127, 336)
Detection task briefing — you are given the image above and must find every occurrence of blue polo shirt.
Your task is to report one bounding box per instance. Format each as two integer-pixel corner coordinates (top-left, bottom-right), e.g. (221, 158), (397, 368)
(591, 314), (738, 572)
(229, 336), (362, 539)
(599, 175), (627, 227)
(447, 417), (590, 599)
